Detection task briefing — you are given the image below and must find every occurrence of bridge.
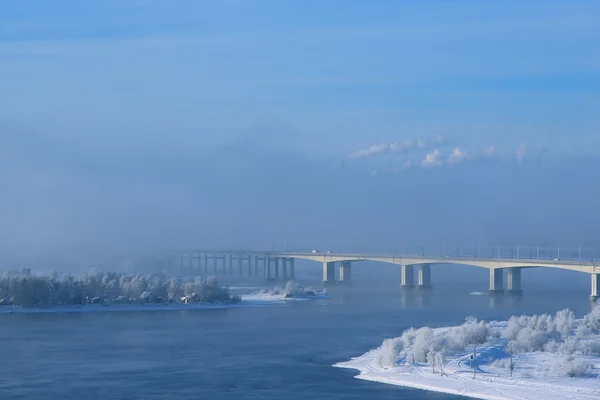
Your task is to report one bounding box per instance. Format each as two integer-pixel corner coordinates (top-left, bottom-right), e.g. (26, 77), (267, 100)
(165, 250), (600, 301)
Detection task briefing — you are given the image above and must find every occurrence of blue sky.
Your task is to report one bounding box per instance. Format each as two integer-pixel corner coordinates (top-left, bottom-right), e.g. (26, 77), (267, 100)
(1, 1), (599, 259)
(2, 1), (599, 155)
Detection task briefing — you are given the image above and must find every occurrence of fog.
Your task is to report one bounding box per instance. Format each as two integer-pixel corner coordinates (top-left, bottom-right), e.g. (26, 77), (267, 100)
(1, 1), (599, 272)
(2, 123), (600, 270)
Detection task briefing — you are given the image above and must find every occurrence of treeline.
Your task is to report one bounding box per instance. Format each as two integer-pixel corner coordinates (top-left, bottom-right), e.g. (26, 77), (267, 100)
(0, 269), (240, 307)
(377, 307), (600, 377)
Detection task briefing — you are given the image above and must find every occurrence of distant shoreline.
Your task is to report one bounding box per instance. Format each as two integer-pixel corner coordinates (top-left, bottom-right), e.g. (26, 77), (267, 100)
(0, 293), (330, 315)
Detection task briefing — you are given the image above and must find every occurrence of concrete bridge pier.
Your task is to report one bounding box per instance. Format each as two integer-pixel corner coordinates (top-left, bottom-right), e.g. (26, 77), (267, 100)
(254, 256), (260, 277)
(323, 262), (336, 285)
(180, 254), (190, 272)
(282, 258), (288, 280)
(591, 274), (599, 302)
(219, 256), (227, 275)
(506, 268), (523, 296)
(238, 256), (243, 277)
(400, 265), (414, 289)
(193, 254), (201, 274)
(228, 255), (233, 276)
(417, 264), (432, 289)
(274, 258), (280, 280)
(248, 256), (253, 277)
(339, 261), (352, 283)
(212, 255), (218, 274)
(204, 254), (210, 274)
(264, 255), (271, 280)
(489, 268), (504, 295)
(289, 258), (295, 280)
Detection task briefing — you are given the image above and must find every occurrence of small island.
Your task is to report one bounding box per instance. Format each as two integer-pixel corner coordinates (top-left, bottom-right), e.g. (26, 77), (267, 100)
(0, 269), (240, 309)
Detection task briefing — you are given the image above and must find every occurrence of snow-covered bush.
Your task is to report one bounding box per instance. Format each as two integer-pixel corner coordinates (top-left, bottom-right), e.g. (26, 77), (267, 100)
(580, 338), (600, 356)
(490, 357), (512, 369)
(550, 356), (590, 377)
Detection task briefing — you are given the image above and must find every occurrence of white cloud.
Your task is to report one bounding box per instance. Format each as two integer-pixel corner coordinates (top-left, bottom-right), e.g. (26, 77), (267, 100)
(389, 139), (414, 153)
(401, 160), (412, 170)
(515, 142), (527, 162)
(349, 135), (444, 160)
(350, 143), (389, 159)
(421, 149), (443, 167)
(447, 147), (469, 165)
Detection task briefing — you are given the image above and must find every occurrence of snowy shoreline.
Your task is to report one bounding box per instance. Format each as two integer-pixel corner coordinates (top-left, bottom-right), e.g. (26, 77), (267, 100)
(335, 309), (600, 400)
(0, 289), (330, 315)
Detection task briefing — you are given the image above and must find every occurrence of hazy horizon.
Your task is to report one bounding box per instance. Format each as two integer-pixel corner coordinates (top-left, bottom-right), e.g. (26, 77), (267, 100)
(1, 1), (599, 266)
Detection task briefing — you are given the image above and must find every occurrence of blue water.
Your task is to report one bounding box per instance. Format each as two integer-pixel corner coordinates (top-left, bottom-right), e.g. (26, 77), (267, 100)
(0, 266), (594, 400)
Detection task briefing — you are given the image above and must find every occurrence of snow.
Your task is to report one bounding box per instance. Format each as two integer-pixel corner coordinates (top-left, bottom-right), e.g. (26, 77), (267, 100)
(335, 309), (600, 400)
(241, 292), (330, 303)
(241, 281), (331, 303)
(0, 280), (330, 314)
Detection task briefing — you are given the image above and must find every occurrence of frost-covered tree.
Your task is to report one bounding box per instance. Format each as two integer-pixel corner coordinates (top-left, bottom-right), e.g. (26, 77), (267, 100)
(446, 317), (489, 351)
(555, 309), (575, 340)
(435, 352), (446, 375)
(427, 351), (436, 373)
(376, 337), (403, 368)
(411, 327), (434, 363)
(583, 305), (600, 333)
(0, 270), (239, 307)
(375, 306), (600, 379)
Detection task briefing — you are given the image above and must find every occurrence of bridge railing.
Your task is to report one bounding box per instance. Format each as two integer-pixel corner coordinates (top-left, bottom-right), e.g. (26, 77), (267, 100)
(267, 242), (600, 263)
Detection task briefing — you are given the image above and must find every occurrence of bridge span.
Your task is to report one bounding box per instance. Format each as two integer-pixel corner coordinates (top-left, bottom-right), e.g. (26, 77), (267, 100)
(166, 250), (600, 301)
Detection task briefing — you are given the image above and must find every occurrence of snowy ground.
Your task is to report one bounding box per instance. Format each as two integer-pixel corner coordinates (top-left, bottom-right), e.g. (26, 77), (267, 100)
(335, 320), (600, 400)
(239, 281), (331, 304)
(241, 292), (331, 303)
